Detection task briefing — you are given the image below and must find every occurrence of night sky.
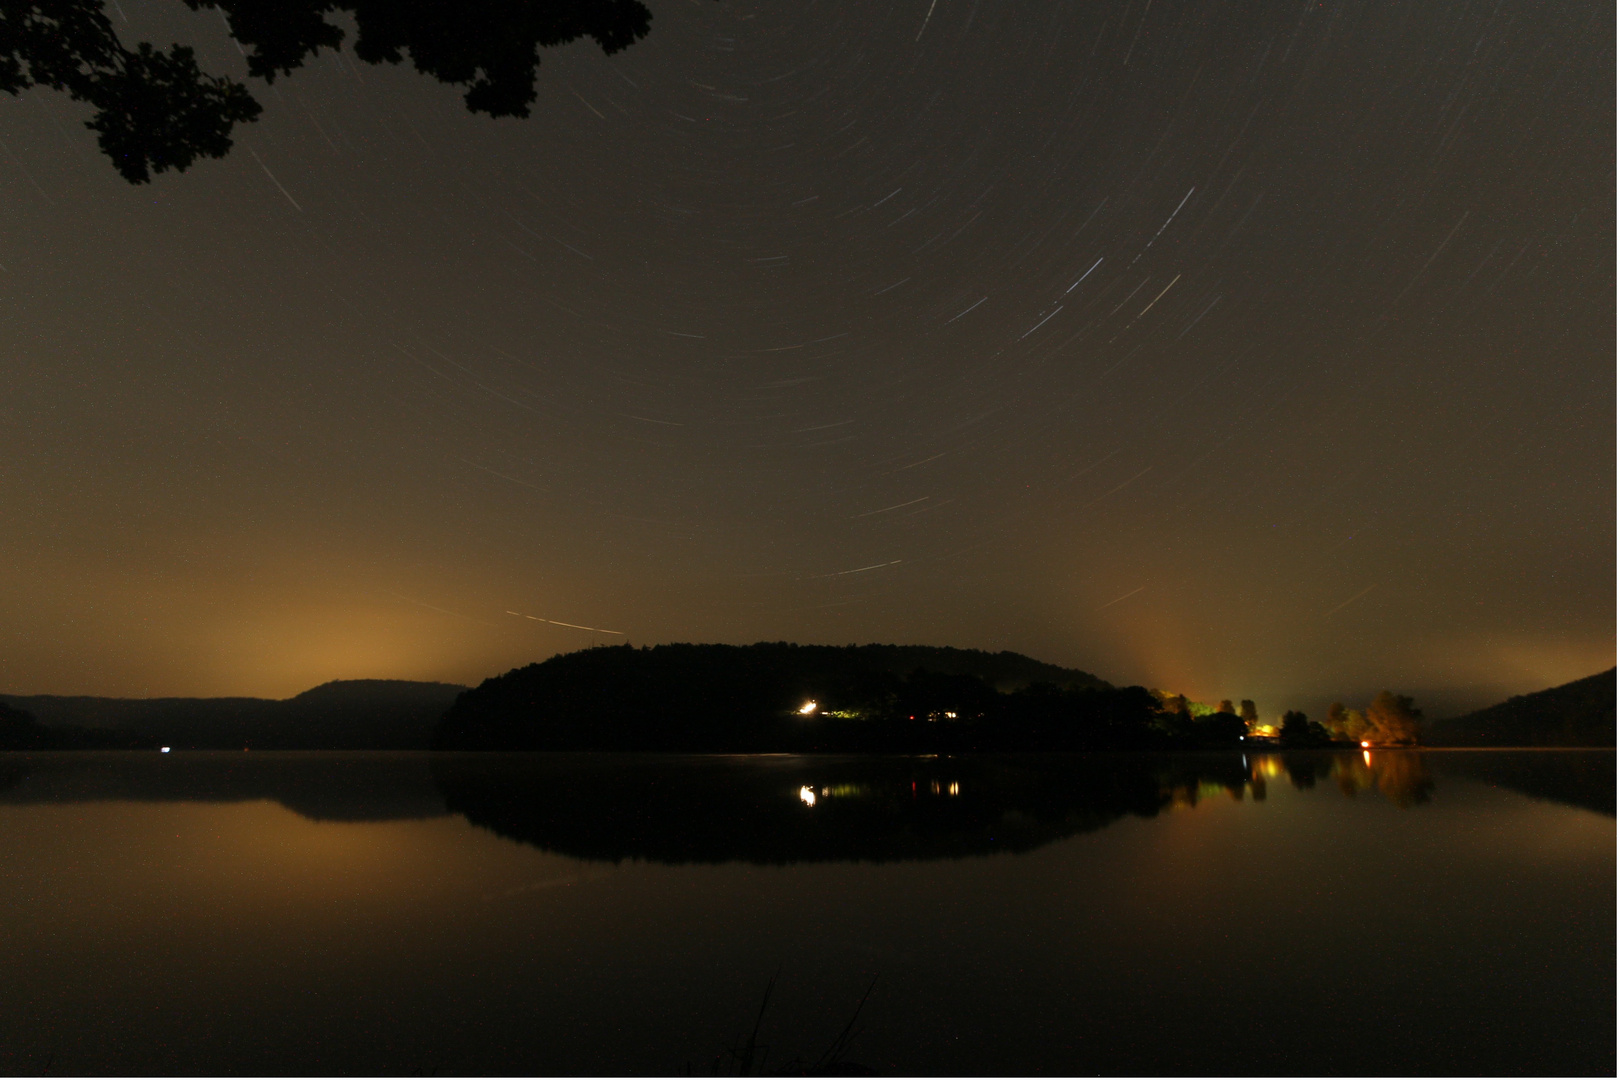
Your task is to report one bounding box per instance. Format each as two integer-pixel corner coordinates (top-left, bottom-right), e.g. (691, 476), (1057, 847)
(1, 0), (1612, 715)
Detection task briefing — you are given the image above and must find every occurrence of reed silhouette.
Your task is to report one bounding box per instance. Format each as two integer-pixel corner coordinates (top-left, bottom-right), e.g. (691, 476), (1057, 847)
(705, 974), (877, 1077)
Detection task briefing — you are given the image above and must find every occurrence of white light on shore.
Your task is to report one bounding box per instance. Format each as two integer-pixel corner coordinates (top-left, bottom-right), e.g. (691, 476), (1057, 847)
(160, 747), (170, 753)
(799, 785), (816, 806)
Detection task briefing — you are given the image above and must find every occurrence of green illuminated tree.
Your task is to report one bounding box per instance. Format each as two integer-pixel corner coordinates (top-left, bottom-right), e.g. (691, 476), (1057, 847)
(1342, 708), (1370, 742)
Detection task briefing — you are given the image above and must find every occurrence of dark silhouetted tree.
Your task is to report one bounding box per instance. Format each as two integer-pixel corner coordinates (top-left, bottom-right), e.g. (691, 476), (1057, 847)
(1199, 709), (1247, 745)
(1217, 699), (1235, 715)
(0, 1), (261, 182)
(1, 0), (651, 182)
(1279, 709), (1313, 746)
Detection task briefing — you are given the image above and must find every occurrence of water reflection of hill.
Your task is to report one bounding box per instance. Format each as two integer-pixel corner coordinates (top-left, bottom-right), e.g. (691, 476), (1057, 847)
(1254, 750), (1437, 808)
(1422, 749), (1615, 816)
(1246, 749), (1613, 816)
(436, 753), (1372, 864)
(438, 750), (1615, 864)
(432, 754), (1182, 864)
(0, 750), (1605, 849)
(0, 752), (448, 821)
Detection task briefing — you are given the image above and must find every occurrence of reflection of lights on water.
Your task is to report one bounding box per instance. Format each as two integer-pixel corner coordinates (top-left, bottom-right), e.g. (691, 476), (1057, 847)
(798, 700), (818, 715)
(949, 781), (960, 796)
(1252, 755), (1285, 780)
(806, 780), (946, 802)
(1363, 750), (1372, 766)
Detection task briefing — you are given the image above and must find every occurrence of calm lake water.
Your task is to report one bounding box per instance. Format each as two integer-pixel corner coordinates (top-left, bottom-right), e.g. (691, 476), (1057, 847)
(0, 750), (1611, 1075)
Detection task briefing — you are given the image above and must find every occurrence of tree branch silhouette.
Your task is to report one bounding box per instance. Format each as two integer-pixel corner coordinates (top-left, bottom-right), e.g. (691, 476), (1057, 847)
(0, 0), (653, 183)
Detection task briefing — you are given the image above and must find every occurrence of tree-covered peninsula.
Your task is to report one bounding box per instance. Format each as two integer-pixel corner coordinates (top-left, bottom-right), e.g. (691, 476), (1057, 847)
(431, 642), (1248, 752)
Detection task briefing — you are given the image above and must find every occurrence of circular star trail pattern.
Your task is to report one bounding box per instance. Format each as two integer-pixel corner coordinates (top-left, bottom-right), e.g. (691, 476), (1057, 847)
(0, 0), (1611, 713)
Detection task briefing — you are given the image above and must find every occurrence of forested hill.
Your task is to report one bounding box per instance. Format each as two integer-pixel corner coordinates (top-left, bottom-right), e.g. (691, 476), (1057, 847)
(1423, 668), (1616, 747)
(430, 642), (1201, 753)
(788, 643), (1109, 691)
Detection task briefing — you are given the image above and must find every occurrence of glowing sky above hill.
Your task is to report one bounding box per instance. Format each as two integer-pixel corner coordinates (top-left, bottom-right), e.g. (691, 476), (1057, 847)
(0, 0), (1611, 714)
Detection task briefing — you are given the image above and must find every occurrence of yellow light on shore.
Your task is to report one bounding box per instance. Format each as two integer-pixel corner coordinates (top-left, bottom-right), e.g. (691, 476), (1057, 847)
(798, 700), (819, 715)
(799, 785), (816, 806)
(1361, 740), (1371, 748)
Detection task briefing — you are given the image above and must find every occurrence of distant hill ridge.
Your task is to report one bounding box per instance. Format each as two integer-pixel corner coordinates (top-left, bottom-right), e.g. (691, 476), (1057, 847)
(1424, 668), (1615, 747)
(0, 680), (467, 750)
(3, 645), (1113, 753)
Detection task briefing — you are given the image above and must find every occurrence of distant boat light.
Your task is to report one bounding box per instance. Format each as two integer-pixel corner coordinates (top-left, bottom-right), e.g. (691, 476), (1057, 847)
(160, 747), (171, 753)
(798, 700), (818, 715)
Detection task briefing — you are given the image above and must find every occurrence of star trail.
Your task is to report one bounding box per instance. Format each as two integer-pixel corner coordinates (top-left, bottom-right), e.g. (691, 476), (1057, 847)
(0, 0), (1610, 716)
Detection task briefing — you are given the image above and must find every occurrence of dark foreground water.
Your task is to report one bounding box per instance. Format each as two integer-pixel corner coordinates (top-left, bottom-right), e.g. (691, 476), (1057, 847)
(0, 750), (1611, 1076)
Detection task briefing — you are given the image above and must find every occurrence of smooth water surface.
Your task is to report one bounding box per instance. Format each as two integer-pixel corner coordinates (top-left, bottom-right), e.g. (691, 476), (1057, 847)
(0, 750), (1611, 1075)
